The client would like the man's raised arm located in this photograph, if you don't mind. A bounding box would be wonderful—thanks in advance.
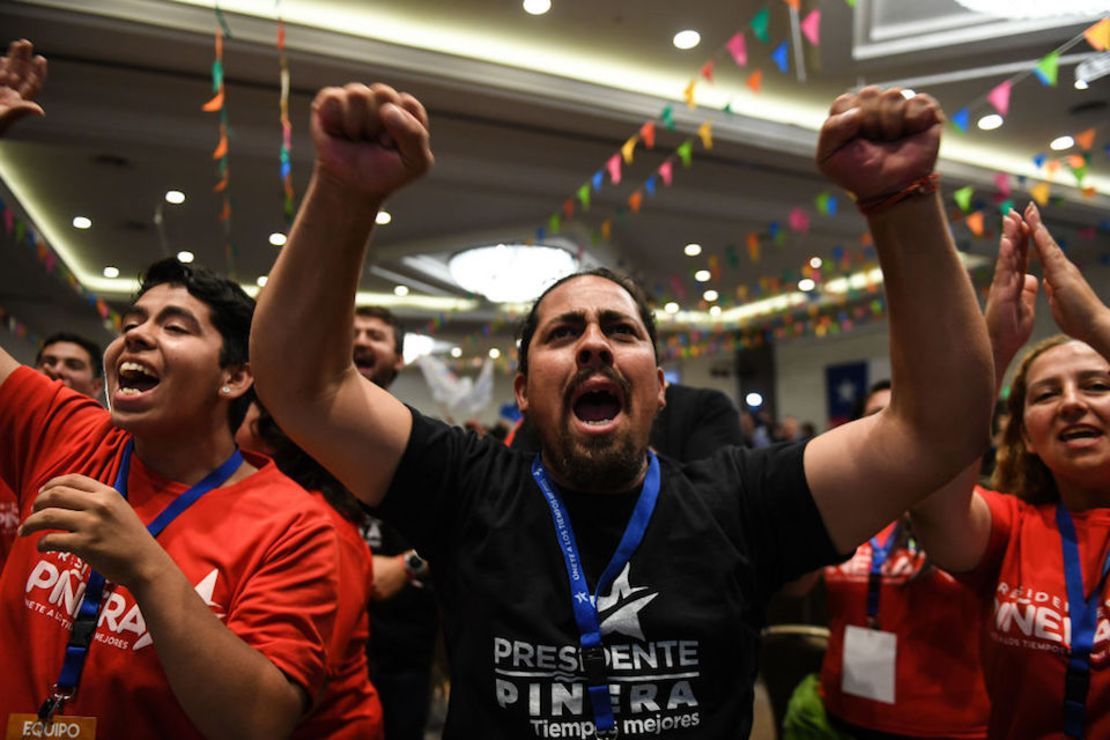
[251,84,433,506]
[803,87,994,553]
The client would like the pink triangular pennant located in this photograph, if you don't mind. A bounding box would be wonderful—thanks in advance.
[789,207,810,233]
[994,172,1011,198]
[658,160,673,186]
[800,10,821,46]
[607,154,622,185]
[725,32,747,67]
[987,80,1011,117]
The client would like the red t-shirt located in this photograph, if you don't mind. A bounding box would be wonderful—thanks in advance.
[292,492,384,739]
[821,521,990,738]
[0,367,341,739]
[967,488,1110,739]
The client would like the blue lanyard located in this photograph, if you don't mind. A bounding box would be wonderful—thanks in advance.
[866,523,903,626]
[39,440,243,720]
[1056,505,1110,739]
[531,452,661,739]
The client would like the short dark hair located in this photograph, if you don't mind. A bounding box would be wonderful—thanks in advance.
[516,268,658,377]
[36,332,104,377]
[855,379,892,420]
[135,258,255,433]
[355,305,404,356]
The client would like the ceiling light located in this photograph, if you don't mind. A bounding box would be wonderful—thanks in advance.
[450,346,463,358]
[1075,79,1089,90]
[703,289,719,302]
[745,392,763,408]
[376,210,392,225]
[176,250,195,263]
[269,232,287,247]
[684,243,702,256]
[522,0,551,15]
[977,114,1003,131]
[102,266,119,278]
[673,30,701,50]
[402,333,436,365]
[798,278,817,292]
[809,257,823,269]
[448,243,578,303]
[394,285,410,296]
[694,269,711,283]
[165,190,186,204]
[256,276,268,287]
[953,0,1109,18]
[1050,135,1074,151]
[900,89,916,99]
[72,216,92,230]
[488,348,501,359]
[664,302,680,314]
[709,305,722,317]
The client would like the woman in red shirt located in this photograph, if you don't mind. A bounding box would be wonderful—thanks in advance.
[913,203,1110,739]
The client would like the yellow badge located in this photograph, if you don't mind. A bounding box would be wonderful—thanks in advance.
[6,715,97,739]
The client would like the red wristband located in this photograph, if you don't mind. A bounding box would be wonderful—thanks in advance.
[855,173,940,217]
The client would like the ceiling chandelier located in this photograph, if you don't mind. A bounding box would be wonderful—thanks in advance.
[448,243,579,304]
[952,0,1108,18]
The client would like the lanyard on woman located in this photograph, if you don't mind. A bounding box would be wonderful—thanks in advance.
[38,439,243,720]
[531,452,661,739]
[866,523,903,627]
[1056,504,1110,739]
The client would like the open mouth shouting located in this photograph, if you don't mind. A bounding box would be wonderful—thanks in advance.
[114,359,160,403]
[1058,424,1103,449]
[353,349,376,375]
[568,371,629,435]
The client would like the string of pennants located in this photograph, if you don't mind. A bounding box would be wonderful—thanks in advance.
[0,303,43,348]
[201,4,238,278]
[0,198,122,332]
[276,1,296,223]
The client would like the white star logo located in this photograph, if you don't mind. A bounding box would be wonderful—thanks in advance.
[837,378,858,404]
[596,564,658,641]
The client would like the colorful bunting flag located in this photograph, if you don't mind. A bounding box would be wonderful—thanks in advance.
[660,105,676,131]
[725,32,747,66]
[772,42,790,73]
[639,120,656,149]
[987,80,1011,117]
[676,141,693,167]
[747,233,761,262]
[621,136,637,164]
[747,69,763,93]
[994,172,1011,198]
[607,154,622,185]
[800,10,821,46]
[751,7,771,42]
[629,191,643,214]
[684,79,697,109]
[601,220,612,240]
[658,160,674,186]
[548,213,561,235]
[1030,182,1051,207]
[1075,128,1096,151]
[950,108,969,133]
[700,59,715,83]
[1045,159,1060,178]
[815,192,837,215]
[698,121,713,150]
[783,0,800,10]
[562,198,574,219]
[645,176,657,197]
[999,198,1015,215]
[966,211,985,237]
[1084,17,1110,51]
[788,207,810,233]
[577,184,590,210]
[1034,51,1059,86]
[1033,152,1047,169]
[954,185,974,212]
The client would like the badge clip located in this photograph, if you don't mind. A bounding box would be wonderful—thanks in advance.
[37,686,74,722]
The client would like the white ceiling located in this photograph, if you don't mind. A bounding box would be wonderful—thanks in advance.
[0,0,1106,358]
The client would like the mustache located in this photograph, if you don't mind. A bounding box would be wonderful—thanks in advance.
[563,366,631,409]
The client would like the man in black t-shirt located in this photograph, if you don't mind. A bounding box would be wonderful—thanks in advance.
[253,83,994,738]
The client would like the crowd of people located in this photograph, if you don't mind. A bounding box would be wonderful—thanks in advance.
[1,36,1109,740]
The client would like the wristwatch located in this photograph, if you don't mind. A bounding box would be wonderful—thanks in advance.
[401,549,429,582]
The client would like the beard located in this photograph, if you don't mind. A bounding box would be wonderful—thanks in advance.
[354,350,397,389]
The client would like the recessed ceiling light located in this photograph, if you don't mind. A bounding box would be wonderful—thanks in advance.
[269,232,287,247]
[176,250,195,263]
[694,269,711,283]
[450,346,463,358]
[683,243,702,256]
[664,302,680,314]
[798,278,816,292]
[102,266,119,278]
[375,210,392,226]
[745,392,763,408]
[1075,79,1089,90]
[901,89,917,99]
[703,289,719,302]
[709,305,722,317]
[488,347,502,359]
[809,257,823,269]
[673,30,701,50]
[977,114,1003,131]
[165,190,186,205]
[522,0,551,15]
[72,216,92,230]
[1050,135,1074,151]
[257,276,268,287]
[394,285,410,296]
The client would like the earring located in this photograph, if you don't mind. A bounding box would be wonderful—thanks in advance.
[221,386,231,395]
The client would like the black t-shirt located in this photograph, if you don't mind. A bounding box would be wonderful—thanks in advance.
[381,408,843,739]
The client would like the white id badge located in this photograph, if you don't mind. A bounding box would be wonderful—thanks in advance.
[841,624,897,704]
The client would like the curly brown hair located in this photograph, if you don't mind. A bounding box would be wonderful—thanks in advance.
[991,334,1074,504]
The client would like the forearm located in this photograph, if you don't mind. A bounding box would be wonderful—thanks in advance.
[871,191,994,474]
[252,168,380,404]
[130,553,305,740]
[1086,309,1110,362]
